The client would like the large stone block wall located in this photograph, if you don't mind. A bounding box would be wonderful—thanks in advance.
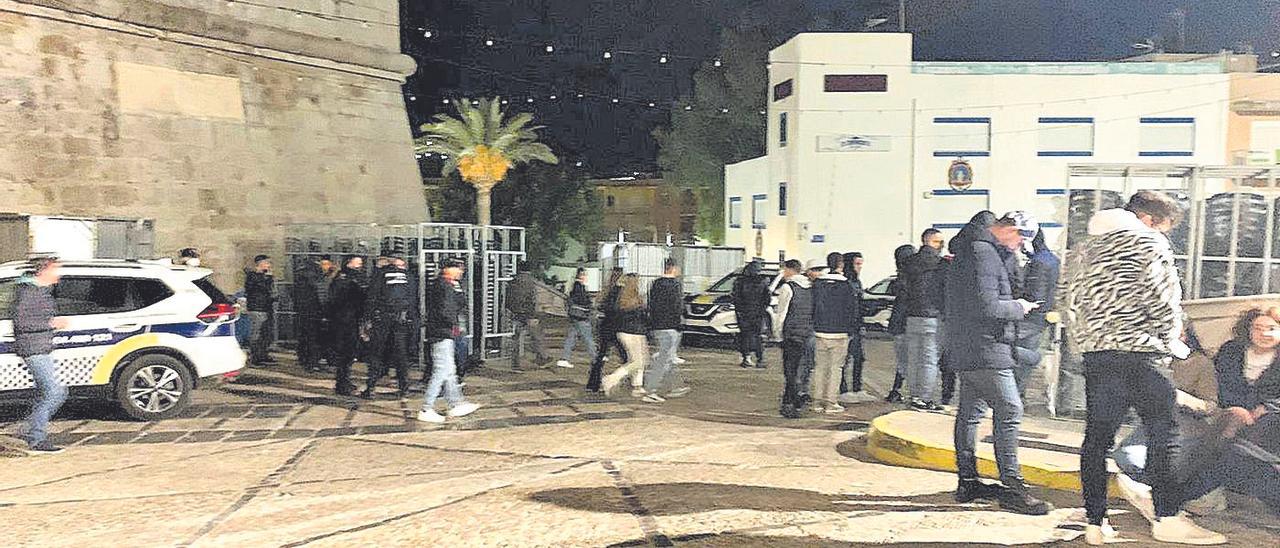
[0,1,425,287]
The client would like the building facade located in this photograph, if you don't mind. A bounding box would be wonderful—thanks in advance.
[594,177,698,244]
[0,0,426,285]
[726,33,1280,282]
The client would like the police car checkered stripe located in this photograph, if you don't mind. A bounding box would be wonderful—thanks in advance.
[0,354,100,390]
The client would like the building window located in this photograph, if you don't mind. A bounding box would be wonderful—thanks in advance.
[778,183,788,216]
[773,79,793,101]
[728,197,743,228]
[932,117,991,157]
[779,112,788,147]
[752,194,767,228]
[1037,117,1094,157]
[606,195,616,207]
[1139,117,1195,156]
[824,74,888,93]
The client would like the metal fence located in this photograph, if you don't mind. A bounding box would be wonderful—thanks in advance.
[279,223,525,369]
[598,242,745,296]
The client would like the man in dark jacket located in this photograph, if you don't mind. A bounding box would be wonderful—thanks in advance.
[326,256,367,396]
[244,255,276,366]
[885,245,915,403]
[771,259,813,419]
[507,262,548,370]
[417,258,480,423]
[732,260,772,369]
[811,253,859,413]
[12,256,68,453]
[945,211,1050,516]
[1013,230,1061,396]
[903,229,947,411]
[642,259,688,402]
[360,255,418,400]
[292,255,330,373]
[557,267,597,368]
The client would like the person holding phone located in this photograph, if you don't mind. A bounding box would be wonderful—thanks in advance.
[1012,229,1061,396]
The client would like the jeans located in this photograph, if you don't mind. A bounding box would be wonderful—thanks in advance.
[644,329,683,394]
[22,354,67,445]
[736,315,764,362]
[562,319,597,362]
[813,335,849,407]
[605,333,648,389]
[422,339,463,410]
[893,334,910,378]
[906,317,941,403]
[841,331,864,393]
[795,334,816,402]
[512,315,547,367]
[1081,351,1181,525]
[246,311,271,363]
[781,337,807,408]
[954,368,1024,485]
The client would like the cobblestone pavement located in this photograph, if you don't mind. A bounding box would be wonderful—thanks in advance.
[1,334,1276,546]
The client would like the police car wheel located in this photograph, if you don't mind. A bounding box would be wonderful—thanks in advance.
[115,355,193,421]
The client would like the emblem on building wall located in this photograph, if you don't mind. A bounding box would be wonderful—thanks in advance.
[947,159,974,191]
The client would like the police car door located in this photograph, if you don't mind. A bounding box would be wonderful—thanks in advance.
[49,276,140,388]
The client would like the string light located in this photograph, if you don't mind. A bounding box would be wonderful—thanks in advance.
[441,99,449,105]
[575,161,584,167]
[424,30,433,38]
[648,102,656,108]
[485,39,494,47]
[684,105,693,111]
[713,58,722,67]
[603,51,612,59]
[720,108,729,113]
[408,96,416,101]
[659,55,669,64]
[545,45,555,53]
[611,98,619,104]
[550,94,558,100]
[527,97,535,103]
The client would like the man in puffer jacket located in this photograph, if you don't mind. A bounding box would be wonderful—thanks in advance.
[1064,190,1227,545]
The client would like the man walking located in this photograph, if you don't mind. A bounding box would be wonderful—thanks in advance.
[557,267,597,368]
[731,260,771,369]
[811,253,858,413]
[507,262,548,370]
[1064,191,1226,545]
[945,211,1051,515]
[418,258,480,423]
[292,255,331,373]
[642,259,689,402]
[327,256,366,396]
[244,255,276,366]
[12,256,68,454]
[361,255,417,400]
[772,259,813,419]
[903,229,947,412]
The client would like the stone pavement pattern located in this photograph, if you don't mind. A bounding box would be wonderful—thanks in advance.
[1,336,1277,546]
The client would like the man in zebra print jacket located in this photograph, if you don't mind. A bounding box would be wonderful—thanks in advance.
[1064,191,1227,546]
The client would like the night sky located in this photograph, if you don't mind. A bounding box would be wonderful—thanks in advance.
[399,1,1280,178]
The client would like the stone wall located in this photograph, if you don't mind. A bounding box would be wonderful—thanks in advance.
[0,0,426,287]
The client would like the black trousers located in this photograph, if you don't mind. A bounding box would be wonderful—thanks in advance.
[295,312,322,368]
[841,332,865,393]
[736,316,764,361]
[1081,351,1181,525]
[330,319,359,389]
[587,327,629,390]
[781,337,807,408]
[365,315,413,392]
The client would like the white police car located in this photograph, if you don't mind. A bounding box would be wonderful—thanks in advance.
[0,260,245,420]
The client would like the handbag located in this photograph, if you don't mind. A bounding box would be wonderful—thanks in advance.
[568,303,592,321]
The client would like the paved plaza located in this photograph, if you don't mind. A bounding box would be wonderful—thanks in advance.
[1,334,1277,547]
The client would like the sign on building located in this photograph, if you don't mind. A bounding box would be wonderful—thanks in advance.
[816,134,891,152]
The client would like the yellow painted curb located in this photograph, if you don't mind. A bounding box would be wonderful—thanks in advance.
[867,412,1120,494]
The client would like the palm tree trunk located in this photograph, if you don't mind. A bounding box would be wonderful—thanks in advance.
[476,185,492,226]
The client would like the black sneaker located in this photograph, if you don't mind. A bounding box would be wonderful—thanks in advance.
[885,390,904,403]
[780,405,801,419]
[998,480,1053,515]
[955,478,1007,503]
[359,388,376,400]
[911,399,944,412]
[26,440,64,454]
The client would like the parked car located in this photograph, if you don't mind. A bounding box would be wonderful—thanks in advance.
[0,260,245,420]
[682,264,896,337]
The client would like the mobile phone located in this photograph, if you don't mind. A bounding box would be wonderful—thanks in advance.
[1032,300,1046,307]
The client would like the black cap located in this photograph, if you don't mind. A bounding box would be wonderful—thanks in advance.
[441,258,465,269]
[253,254,270,264]
[179,247,199,258]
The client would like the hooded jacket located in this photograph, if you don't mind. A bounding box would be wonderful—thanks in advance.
[1063,208,1182,356]
[944,226,1027,371]
[772,274,813,341]
[812,272,857,336]
[731,262,772,324]
[901,245,944,318]
[326,267,367,325]
[887,245,915,336]
[244,268,275,312]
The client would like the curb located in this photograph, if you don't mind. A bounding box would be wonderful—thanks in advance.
[866,411,1118,493]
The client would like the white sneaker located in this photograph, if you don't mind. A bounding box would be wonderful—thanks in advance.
[666,386,691,398]
[674,356,686,364]
[1085,521,1119,545]
[447,402,481,418]
[824,404,846,414]
[602,356,611,363]
[555,360,574,368]
[631,387,648,398]
[838,391,879,404]
[1115,472,1156,523]
[1151,513,1227,545]
[417,409,446,423]
[641,393,665,403]
[601,372,623,395]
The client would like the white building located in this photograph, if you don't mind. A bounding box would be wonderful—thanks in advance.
[725,33,1280,283]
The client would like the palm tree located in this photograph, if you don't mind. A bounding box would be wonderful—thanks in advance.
[415,98,558,226]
